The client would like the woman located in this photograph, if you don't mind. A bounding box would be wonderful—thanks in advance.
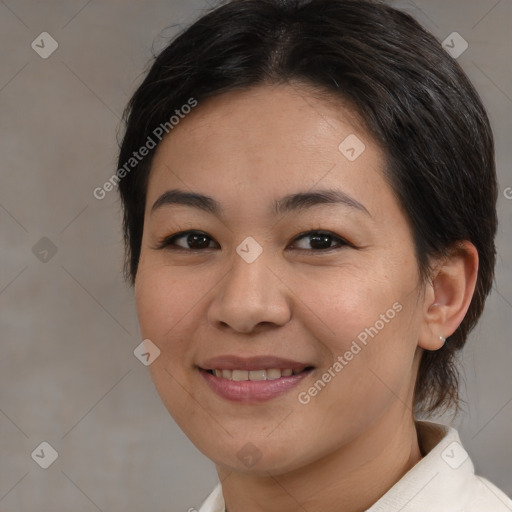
[116,0,512,510]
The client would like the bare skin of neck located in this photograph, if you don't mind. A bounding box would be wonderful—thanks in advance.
[217,404,423,512]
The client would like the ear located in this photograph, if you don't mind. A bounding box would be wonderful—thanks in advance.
[418,241,479,351]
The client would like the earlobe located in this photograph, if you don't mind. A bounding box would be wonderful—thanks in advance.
[418,241,479,351]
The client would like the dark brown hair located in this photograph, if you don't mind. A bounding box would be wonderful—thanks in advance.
[116,0,497,414]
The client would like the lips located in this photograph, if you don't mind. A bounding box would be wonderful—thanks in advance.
[198,355,314,402]
[209,368,302,381]
[200,355,310,371]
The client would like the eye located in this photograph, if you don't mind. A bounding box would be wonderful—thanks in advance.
[155,230,218,251]
[290,230,349,251]
[154,229,350,252]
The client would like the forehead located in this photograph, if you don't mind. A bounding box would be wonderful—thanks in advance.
[160,82,368,156]
[145,83,388,218]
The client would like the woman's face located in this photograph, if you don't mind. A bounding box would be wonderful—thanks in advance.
[135,83,426,475]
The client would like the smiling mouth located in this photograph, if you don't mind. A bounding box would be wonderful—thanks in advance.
[199,365,314,402]
[205,367,312,381]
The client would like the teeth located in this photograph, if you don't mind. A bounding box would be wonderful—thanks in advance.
[249,370,266,381]
[232,370,249,381]
[266,368,282,380]
[210,368,303,381]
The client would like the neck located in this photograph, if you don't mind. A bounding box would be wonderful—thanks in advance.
[217,412,422,512]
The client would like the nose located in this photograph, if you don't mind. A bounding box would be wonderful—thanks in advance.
[207,252,292,334]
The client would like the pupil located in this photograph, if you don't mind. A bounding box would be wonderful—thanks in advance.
[310,234,331,249]
[188,233,209,249]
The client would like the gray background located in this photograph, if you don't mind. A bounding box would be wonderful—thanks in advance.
[0,0,511,510]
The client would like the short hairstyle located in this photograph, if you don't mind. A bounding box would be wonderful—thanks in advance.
[117,0,498,415]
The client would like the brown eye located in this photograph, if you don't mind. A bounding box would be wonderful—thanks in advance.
[181,232,212,249]
[291,231,348,251]
[156,231,218,251]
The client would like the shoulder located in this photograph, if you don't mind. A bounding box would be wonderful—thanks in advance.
[463,475,512,511]
[197,483,224,512]
[367,421,512,512]
[196,422,512,512]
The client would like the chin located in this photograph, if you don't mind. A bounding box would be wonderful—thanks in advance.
[193,432,315,476]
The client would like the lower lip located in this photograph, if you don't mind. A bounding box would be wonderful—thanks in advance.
[199,368,313,403]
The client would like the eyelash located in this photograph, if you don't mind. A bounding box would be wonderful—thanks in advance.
[154,229,352,253]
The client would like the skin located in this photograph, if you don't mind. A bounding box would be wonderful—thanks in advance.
[134,83,478,512]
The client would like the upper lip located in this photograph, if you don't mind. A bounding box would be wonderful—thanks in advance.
[200,355,312,371]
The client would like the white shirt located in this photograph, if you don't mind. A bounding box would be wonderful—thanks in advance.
[198,421,512,511]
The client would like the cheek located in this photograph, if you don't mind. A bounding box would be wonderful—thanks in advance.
[291,260,410,348]
[134,264,204,399]
[292,260,421,403]
[134,264,205,426]
[135,263,204,341]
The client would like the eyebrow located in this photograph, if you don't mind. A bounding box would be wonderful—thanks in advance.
[150,188,371,217]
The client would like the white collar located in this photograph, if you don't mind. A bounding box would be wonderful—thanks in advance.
[198,421,512,512]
